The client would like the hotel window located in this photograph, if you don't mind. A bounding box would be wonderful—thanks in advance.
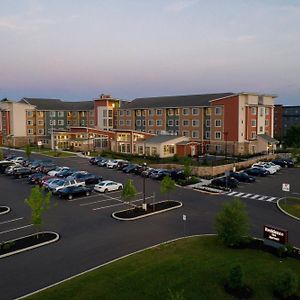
[168,119,174,126]
[80,120,85,126]
[251,132,256,139]
[89,120,94,126]
[265,119,269,126]
[174,108,179,116]
[50,111,56,117]
[50,120,56,126]
[27,111,33,117]
[182,131,189,137]
[108,110,113,118]
[251,120,256,127]
[251,107,257,115]
[67,120,71,125]
[205,108,211,116]
[103,110,107,117]
[205,119,211,127]
[182,108,189,115]
[142,120,146,126]
[109,119,113,127]
[192,120,199,127]
[192,131,199,138]
[265,107,270,115]
[136,110,141,116]
[126,120,131,126]
[192,108,199,115]
[58,111,64,117]
[38,120,44,126]
[156,120,162,126]
[38,129,44,135]
[58,120,64,126]
[167,109,174,116]
[142,110,146,117]
[27,120,33,125]
[136,120,141,126]
[156,109,163,116]
[260,107,264,117]
[182,120,189,126]
[259,126,263,133]
[38,111,44,117]
[27,129,33,135]
[119,120,124,126]
[216,144,222,153]
[148,119,154,126]
[215,119,222,127]
[119,110,124,116]
[175,120,179,126]
[205,131,210,139]
[215,107,222,115]
[126,110,131,116]
[215,131,221,139]
[148,109,154,116]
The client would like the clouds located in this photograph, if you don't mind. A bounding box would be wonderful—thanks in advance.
[165,0,199,13]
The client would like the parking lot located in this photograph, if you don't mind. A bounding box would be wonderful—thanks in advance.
[1,150,300,299]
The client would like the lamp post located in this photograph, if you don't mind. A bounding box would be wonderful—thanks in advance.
[223,131,228,159]
[50,113,54,151]
[142,162,147,211]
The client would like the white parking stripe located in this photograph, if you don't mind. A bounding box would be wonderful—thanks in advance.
[80,198,118,207]
[227,192,238,196]
[67,193,101,202]
[234,193,244,197]
[0,217,24,225]
[250,195,260,199]
[266,197,277,202]
[242,194,252,198]
[0,224,33,235]
[257,196,268,201]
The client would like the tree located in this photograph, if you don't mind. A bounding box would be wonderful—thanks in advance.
[215,198,250,247]
[274,270,298,298]
[25,144,32,159]
[160,175,176,200]
[227,265,244,290]
[25,186,51,236]
[121,179,137,208]
[285,125,300,147]
[183,157,193,178]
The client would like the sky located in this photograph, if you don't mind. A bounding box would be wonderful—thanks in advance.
[0,0,299,105]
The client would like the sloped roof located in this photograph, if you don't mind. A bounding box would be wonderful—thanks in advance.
[122,93,234,109]
[257,134,279,144]
[19,98,94,111]
[143,135,186,144]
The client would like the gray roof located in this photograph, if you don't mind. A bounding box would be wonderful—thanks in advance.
[19,98,94,111]
[144,135,183,144]
[122,93,234,109]
[257,134,279,144]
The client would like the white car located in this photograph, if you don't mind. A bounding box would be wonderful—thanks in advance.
[48,166,70,177]
[11,157,24,164]
[94,180,123,193]
[106,159,126,169]
[49,179,85,194]
[264,162,281,171]
[252,163,276,175]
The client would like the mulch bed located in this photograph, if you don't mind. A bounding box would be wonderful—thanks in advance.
[0,206,10,214]
[113,201,181,219]
[0,232,58,256]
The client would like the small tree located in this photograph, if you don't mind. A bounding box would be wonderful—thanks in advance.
[183,157,193,178]
[274,270,298,299]
[25,144,32,159]
[227,265,244,291]
[215,198,250,247]
[160,175,176,201]
[25,186,51,236]
[121,179,137,208]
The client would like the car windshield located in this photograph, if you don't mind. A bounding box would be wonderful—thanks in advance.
[98,182,107,187]
[56,180,65,186]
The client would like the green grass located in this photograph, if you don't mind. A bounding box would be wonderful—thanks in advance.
[279,197,300,219]
[40,150,76,158]
[26,236,300,300]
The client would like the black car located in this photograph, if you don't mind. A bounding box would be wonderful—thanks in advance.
[58,186,93,200]
[89,156,103,165]
[56,169,78,178]
[211,177,239,189]
[272,159,294,168]
[69,173,102,185]
[169,169,186,181]
[0,161,16,174]
[27,172,45,184]
[122,164,140,174]
[244,167,269,177]
[117,160,129,170]
[149,169,170,180]
[12,167,32,178]
[229,171,255,183]
[40,164,57,174]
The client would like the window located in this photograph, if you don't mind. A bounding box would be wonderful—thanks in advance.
[192,131,199,138]
[119,110,124,116]
[174,108,179,116]
[167,109,174,116]
[251,107,257,115]
[38,120,44,126]
[80,120,85,126]
[192,120,199,127]
[89,110,94,116]
[136,120,141,126]
[260,107,264,117]
[215,119,222,127]
[58,111,64,117]
[108,110,113,118]
[126,110,131,116]
[148,119,154,126]
[265,107,270,115]
[175,120,179,126]
[103,110,107,117]
[215,107,222,115]
[89,120,94,126]
[205,131,210,139]
[142,120,146,126]
[182,108,189,115]
[38,111,44,117]
[216,144,222,153]
[126,120,131,126]
[205,119,211,127]
[27,120,33,125]
[192,108,199,115]
[148,109,154,116]
[265,119,269,126]
[215,131,221,139]
[251,120,256,127]
[182,120,189,126]
[205,108,211,116]
[119,120,124,126]
[136,110,141,116]
[168,119,174,126]
[38,129,44,135]
[49,120,56,126]
[50,111,56,117]
[182,131,189,137]
[156,120,162,126]
[27,129,33,135]
[27,111,33,117]
[251,132,256,139]
[259,126,263,133]
[156,109,163,116]
[58,120,64,126]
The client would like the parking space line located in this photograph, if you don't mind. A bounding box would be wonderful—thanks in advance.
[235,193,244,197]
[80,198,118,207]
[250,195,260,199]
[242,193,252,198]
[0,224,33,235]
[0,217,24,225]
[67,193,102,202]
[227,192,237,196]
[257,196,268,201]
[266,197,277,202]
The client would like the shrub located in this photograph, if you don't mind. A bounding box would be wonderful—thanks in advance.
[274,270,298,299]
[227,265,244,290]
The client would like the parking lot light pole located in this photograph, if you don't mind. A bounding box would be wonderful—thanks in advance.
[142,162,147,211]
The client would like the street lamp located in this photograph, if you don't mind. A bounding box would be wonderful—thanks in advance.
[142,162,147,211]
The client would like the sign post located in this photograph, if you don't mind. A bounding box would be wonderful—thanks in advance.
[183,214,187,236]
[282,183,290,207]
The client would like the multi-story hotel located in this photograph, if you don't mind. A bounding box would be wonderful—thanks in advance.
[116,92,277,155]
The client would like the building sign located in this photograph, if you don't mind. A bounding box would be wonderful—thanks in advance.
[183,214,187,221]
[263,225,288,244]
[282,183,290,192]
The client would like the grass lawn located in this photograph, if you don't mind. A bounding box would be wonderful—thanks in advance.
[279,197,300,219]
[26,236,300,300]
[40,150,76,158]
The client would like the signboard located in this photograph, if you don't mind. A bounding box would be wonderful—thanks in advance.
[182,214,187,221]
[37,141,42,147]
[282,183,290,192]
[263,225,288,244]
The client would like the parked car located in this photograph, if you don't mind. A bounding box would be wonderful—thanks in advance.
[97,158,109,167]
[48,166,70,177]
[252,163,276,175]
[116,160,129,170]
[94,180,123,193]
[12,167,32,178]
[229,171,255,183]
[58,186,93,200]
[27,172,45,184]
[42,177,60,189]
[22,159,35,167]
[4,164,22,175]
[38,175,58,186]
[169,169,186,181]
[4,154,17,161]
[272,159,294,168]
[0,161,18,174]
[122,164,140,174]
[56,168,78,178]
[66,171,88,180]
[149,169,170,180]
[244,167,269,177]
[11,156,25,164]
[68,173,102,185]
[49,179,86,194]
[211,177,239,189]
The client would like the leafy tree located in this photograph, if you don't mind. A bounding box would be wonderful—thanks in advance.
[25,144,32,159]
[215,198,250,247]
[121,179,137,207]
[227,265,244,290]
[285,125,300,147]
[274,270,298,299]
[183,157,193,178]
[160,175,176,200]
[25,186,51,236]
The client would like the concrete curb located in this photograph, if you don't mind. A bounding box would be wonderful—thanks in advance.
[277,198,300,222]
[112,200,183,221]
[0,231,60,259]
[17,233,216,300]
[0,206,11,215]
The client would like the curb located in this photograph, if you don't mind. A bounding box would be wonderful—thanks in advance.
[277,198,300,222]
[0,231,60,259]
[112,200,183,221]
[192,188,223,195]
[17,233,216,300]
[0,206,11,215]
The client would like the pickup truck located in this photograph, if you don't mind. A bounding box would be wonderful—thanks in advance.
[49,179,86,194]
